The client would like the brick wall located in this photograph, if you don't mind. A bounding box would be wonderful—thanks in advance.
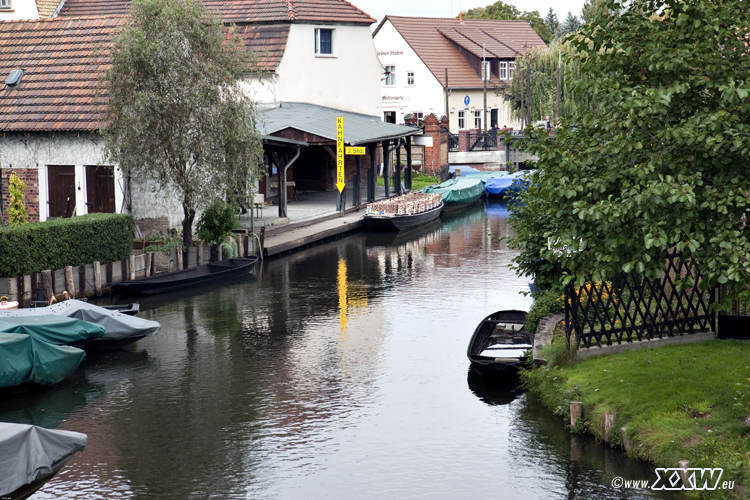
[1,168,40,223]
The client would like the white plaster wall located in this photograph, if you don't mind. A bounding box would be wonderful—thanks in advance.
[241,74,275,106]
[0,0,39,20]
[447,88,521,132]
[128,176,186,230]
[272,23,382,116]
[373,20,445,124]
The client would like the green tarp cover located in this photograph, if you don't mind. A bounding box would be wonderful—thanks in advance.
[0,315,105,346]
[422,177,485,204]
[0,333,86,388]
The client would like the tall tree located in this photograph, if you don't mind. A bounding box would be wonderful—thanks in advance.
[557,11,582,37]
[544,8,559,36]
[101,0,264,251]
[512,0,750,305]
[581,0,609,24]
[463,1,554,44]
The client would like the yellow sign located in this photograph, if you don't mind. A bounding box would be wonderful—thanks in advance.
[345,147,366,155]
[336,117,345,193]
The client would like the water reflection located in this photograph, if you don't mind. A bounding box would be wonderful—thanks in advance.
[466,369,523,406]
[0,201,685,499]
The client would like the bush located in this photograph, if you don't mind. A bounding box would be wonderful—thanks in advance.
[8,172,28,226]
[196,200,240,245]
[0,213,134,276]
[525,287,564,334]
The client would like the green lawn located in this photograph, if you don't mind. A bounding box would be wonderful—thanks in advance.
[376,172,440,191]
[525,340,750,497]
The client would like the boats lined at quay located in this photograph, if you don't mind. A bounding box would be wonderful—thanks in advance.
[421,177,485,212]
[364,192,443,231]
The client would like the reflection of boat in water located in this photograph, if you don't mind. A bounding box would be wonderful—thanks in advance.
[364,219,442,248]
[0,422,86,500]
[112,257,259,295]
[484,200,512,219]
[467,310,532,376]
[467,368,523,405]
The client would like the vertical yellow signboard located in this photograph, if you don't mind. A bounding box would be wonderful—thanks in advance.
[336,117,345,193]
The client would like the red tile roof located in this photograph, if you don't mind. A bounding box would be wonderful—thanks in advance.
[0,17,289,132]
[374,16,546,89]
[58,0,376,24]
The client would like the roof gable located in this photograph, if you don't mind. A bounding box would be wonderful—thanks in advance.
[57,0,376,24]
[375,16,546,89]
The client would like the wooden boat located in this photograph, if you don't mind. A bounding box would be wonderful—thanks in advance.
[364,193,444,231]
[111,256,259,295]
[422,177,484,213]
[363,201,443,231]
[100,302,139,316]
[467,310,532,376]
[0,423,86,500]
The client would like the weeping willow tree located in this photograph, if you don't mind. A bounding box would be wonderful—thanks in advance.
[500,40,592,125]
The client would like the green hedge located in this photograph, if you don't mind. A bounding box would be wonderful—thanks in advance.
[0,213,135,276]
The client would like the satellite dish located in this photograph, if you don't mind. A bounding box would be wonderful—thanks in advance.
[5,69,23,86]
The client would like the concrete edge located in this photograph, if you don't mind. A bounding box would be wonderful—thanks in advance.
[575,331,717,361]
[264,219,366,257]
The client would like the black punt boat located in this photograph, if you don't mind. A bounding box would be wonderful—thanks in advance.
[467,310,532,376]
[100,302,140,316]
[363,201,443,231]
[111,256,259,295]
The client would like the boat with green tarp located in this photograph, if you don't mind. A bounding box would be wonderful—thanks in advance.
[0,315,105,349]
[0,333,86,390]
[422,177,485,212]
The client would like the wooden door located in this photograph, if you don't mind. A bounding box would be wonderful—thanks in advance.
[85,166,116,213]
[47,165,76,218]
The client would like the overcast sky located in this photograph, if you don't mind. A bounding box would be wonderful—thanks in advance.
[357,0,587,25]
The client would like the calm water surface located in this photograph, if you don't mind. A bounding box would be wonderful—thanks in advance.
[0,202,685,499]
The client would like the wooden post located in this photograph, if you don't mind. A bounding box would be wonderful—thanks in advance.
[383,139,391,199]
[236,234,244,257]
[64,266,75,299]
[570,401,583,428]
[16,275,25,303]
[107,261,114,284]
[405,136,412,191]
[41,270,53,303]
[150,252,156,276]
[78,266,86,298]
[395,140,402,196]
[197,241,204,265]
[145,252,152,277]
[601,413,616,444]
[93,261,102,296]
[259,227,266,256]
[177,246,184,270]
[129,254,136,280]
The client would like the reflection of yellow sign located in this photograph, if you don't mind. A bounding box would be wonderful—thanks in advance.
[338,258,348,338]
[336,117,345,193]
[345,147,366,155]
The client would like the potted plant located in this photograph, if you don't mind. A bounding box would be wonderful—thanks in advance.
[1,296,9,305]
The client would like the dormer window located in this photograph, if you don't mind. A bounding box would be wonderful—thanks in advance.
[315,28,333,56]
[0,0,11,10]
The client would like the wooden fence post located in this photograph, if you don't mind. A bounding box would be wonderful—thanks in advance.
[64,266,75,299]
[177,246,184,270]
[93,261,102,296]
[129,255,136,280]
[41,270,53,303]
[145,252,152,277]
[197,242,204,265]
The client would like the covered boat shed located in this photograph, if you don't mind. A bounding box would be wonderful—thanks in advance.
[260,102,422,217]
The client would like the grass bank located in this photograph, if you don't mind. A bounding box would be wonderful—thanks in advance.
[376,172,439,191]
[524,339,750,497]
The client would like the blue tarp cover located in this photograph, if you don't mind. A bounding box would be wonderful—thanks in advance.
[484,170,534,197]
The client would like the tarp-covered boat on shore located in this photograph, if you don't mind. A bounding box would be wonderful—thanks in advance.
[0,422,86,500]
[422,177,484,212]
[111,256,259,295]
[467,310,532,376]
[0,301,160,351]
[364,192,443,231]
[484,170,534,198]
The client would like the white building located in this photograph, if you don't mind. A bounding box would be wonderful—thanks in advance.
[0,0,60,20]
[372,16,546,132]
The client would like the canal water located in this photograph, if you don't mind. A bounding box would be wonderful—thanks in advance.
[0,202,685,500]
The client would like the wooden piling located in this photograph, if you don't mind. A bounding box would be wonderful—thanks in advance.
[41,270,53,302]
[177,246,184,270]
[570,401,583,428]
[601,413,616,443]
[197,242,204,265]
[93,261,102,296]
[64,266,75,299]
[129,254,136,280]
[145,252,152,277]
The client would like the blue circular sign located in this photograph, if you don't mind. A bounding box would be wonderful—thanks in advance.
[464,95,470,106]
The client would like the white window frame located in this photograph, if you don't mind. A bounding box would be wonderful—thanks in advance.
[481,61,491,81]
[0,0,12,10]
[474,110,482,129]
[384,65,396,86]
[406,71,415,86]
[314,28,335,56]
[458,110,466,130]
[413,112,424,126]
[498,61,508,80]
[508,61,515,80]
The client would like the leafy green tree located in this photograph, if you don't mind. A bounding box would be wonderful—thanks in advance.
[513,0,750,305]
[101,0,264,252]
[581,0,609,24]
[463,1,554,44]
[7,172,28,226]
[544,8,559,36]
